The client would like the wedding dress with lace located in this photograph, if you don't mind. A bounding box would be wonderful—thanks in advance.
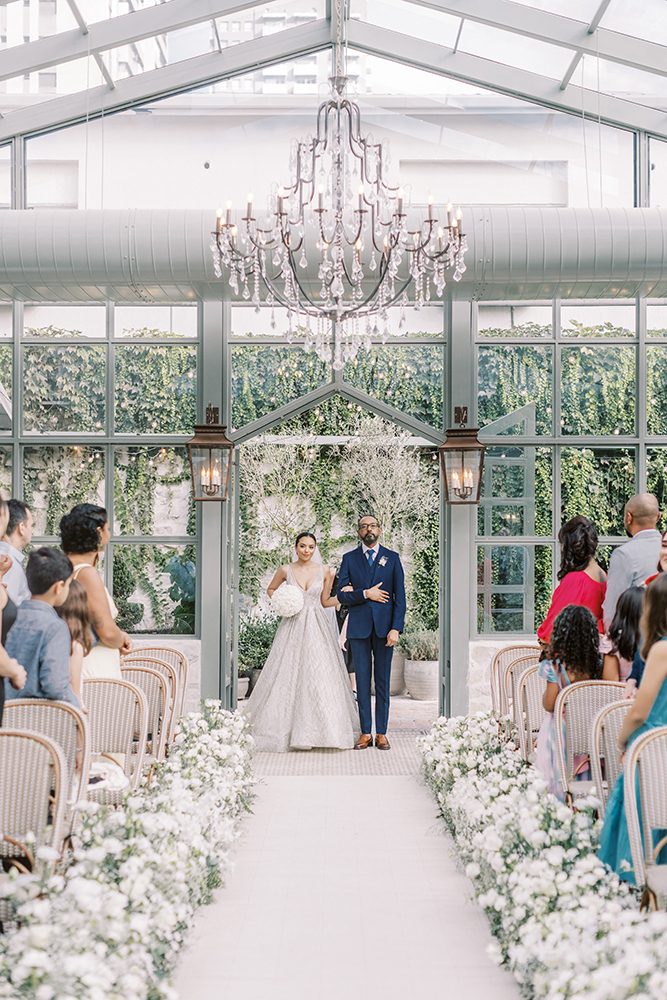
[243,564,361,752]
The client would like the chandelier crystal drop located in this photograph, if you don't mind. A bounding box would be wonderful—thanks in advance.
[210,17,467,369]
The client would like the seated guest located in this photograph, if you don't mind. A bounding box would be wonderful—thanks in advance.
[0,495,26,723]
[602,586,644,683]
[538,516,606,644]
[0,499,33,606]
[644,528,667,586]
[599,573,667,882]
[602,493,661,631]
[4,547,78,707]
[56,579,93,713]
[534,605,602,800]
[60,504,132,680]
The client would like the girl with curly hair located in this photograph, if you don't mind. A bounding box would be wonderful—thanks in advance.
[534,604,602,799]
[537,516,607,644]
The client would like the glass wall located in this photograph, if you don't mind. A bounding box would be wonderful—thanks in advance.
[15,302,199,635]
[475,298,650,636]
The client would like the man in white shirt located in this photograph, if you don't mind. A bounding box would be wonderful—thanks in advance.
[0,499,33,606]
[602,493,662,630]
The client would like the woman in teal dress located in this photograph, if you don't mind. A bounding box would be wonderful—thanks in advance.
[598,573,667,883]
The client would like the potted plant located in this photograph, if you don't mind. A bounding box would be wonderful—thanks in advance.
[398,630,440,701]
[237,612,281,695]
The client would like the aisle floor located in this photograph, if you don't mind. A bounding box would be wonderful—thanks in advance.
[174,770,520,1000]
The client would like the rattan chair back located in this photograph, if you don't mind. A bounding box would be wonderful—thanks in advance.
[491,644,541,717]
[120,655,179,744]
[120,665,169,761]
[82,677,149,804]
[624,725,667,900]
[3,699,90,830]
[507,653,540,742]
[0,729,68,864]
[125,645,188,717]
[515,664,546,760]
[554,680,625,799]
[589,700,631,817]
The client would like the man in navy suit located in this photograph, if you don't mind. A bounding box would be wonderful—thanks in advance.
[338,515,406,749]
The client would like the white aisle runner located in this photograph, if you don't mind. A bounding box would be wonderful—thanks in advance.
[174,769,520,1000]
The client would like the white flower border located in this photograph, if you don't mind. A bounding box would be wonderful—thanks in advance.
[0,700,255,1000]
[418,712,667,1000]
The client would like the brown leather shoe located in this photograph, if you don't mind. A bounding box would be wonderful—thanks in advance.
[375,734,391,750]
[354,733,373,750]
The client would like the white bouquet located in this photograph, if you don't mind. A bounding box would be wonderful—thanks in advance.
[271,583,304,617]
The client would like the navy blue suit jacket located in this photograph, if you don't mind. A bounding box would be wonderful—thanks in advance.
[337,545,406,639]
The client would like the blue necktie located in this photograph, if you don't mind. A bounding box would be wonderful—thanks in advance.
[366,550,375,566]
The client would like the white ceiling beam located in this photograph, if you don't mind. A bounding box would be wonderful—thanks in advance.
[587,0,613,34]
[346,20,667,140]
[405,0,667,78]
[0,0,266,83]
[0,19,331,142]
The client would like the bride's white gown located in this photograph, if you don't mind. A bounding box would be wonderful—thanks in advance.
[244,564,361,752]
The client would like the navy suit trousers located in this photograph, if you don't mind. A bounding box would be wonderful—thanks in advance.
[349,628,393,735]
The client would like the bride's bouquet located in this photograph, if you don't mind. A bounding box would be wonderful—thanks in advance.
[271,583,304,618]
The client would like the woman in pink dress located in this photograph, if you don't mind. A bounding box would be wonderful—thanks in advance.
[538,516,607,645]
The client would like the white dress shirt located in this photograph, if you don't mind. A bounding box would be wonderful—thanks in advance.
[0,539,31,606]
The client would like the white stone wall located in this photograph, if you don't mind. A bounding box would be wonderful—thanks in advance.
[131,638,201,714]
[467,637,538,714]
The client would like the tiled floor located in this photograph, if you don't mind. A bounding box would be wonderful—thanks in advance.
[174,698,520,1000]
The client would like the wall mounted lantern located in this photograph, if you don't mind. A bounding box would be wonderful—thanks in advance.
[187,402,234,502]
[438,407,486,505]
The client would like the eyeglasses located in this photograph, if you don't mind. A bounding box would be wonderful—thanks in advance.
[359,522,380,529]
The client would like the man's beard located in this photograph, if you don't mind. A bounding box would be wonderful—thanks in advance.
[363,533,377,545]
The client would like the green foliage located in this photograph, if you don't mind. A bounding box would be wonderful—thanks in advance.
[166,554,196,634]
[114,447,193,537]
[112,544,196,635]
[237,613,280,672]
[115,344,196,434]
[113,554,144,630]
[478,345,552,435]
[560,345,635,435]
[561,448,635,536]
[23,344,105,432]
[23,446,105,536]
[478,321,552,339]
[398,629,439,660]
[646,346,667,435]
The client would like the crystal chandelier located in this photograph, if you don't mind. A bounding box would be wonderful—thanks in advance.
[210,1,467,370]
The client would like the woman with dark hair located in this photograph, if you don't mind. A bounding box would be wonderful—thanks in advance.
[0,497,26,722]
[60,503,132,680]
[244,530,360,752]
[537,515,607,644]
[602,586,644,683]
[534,604,603,799]
[599,574,667,882]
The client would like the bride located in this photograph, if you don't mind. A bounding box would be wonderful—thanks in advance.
[243,531,361,752]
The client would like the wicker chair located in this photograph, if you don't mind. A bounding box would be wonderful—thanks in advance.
[506,653,541,745]
[624,725,667,909]
[124,645,188,718]
[120,665,169,762]
[0,729,68,868]
[515,664,547,761]
[554,680,625,805]
[589,700,631,818]
[120,655,179,745]
[3,699,90,833]
[490,644,542,718]
[82,678,149,805]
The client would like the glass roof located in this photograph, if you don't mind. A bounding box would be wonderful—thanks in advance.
[0,0,665,143]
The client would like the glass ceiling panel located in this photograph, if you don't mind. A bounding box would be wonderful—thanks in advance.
[0,56,106,117]
[508,0,599,18]
[599,0,667,44]
[351,0,461,48]
[0,0,78,49]
[79,0,162,27]
[457,20,574,81]
[580,55,667,110]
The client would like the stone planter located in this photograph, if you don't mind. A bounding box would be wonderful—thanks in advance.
[237,676,250,700]
[248,667,263,695]
[404,659,439,701]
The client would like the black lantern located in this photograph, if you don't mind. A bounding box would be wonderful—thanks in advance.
[187,403,234,502]
[438,407,486,505]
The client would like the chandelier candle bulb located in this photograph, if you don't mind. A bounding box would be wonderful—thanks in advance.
[358,184,364,211]
[225,200,232,226]
[428,195,433,219]
[456,207,462,226]
[246,193,253,219]
[278,187,284,215]
[318,183,324,210]
[447,202,453,227]
[438,227,444,252]
[397,187,403,215]
[216,207,222,233]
